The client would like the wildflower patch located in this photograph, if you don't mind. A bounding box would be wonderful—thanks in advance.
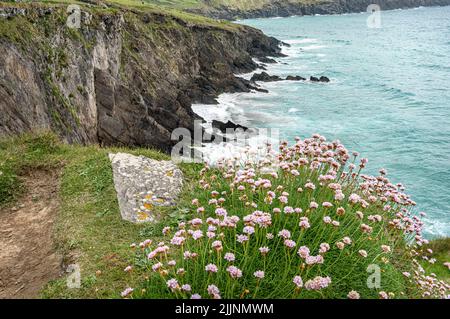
[109,153,183,223]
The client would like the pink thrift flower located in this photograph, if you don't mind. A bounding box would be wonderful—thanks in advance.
[191,294,201,299]
[224,252,235,262]
[167,278,179,290]
[121,287,134,298]
[297,246,310,259]
[259,247,270,256]
[226,266,243,279]
[310,201,319,209]
[348,290,360,299]
[254,270,265,279]
[293,276,303,288]
[205,263,218,273]
[278,229,291,239]
[284,239,296,249]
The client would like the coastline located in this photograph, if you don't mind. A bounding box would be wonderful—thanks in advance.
[187,0,450,20]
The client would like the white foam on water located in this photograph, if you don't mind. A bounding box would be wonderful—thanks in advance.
[284,38,318,45]
[288,107,299,113]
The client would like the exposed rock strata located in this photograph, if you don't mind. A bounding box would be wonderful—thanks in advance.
[0,5,283,152]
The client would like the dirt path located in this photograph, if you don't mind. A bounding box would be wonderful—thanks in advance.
[0,169,63,299]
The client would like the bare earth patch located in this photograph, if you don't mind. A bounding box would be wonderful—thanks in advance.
[0,169,62,298]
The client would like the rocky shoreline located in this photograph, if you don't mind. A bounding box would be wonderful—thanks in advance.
[0,4,283,152]
[187,0,450,20]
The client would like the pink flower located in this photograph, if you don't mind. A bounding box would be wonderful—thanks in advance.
[212,240,223,251]
[243,226,255,235]
[205,263,218,273]
[284,206,294,214]
[224,253,235,262]
[191,294,201,299]
[349,193,361,204]
[226,266,243,279]
[402,272,411,277]
[167,260,176,267]
[191,198,199,206]
[358,250,368,258]
[322,202,333,208]
[152,262,163,272]
[162,227,171,235]
[197,207,205,213]
[336,242,345,250]
[259,247,270,256]
[348,290,360,299]
[279,196,288,204]
[299,217,310,229]
[297,246,310,259]
[181,284,191,292]
[254,270,265,279]
[278,229,291,239]
[237,234,249,243]
[124,266,133,273]
[379,291,389,299]
[319,243,330,254]
[305,276,331,291]
[273,208,281,214]
[310,201,319,209]
[323,216,332,224]
[167,278,179,290]
[306,255,324,265]
[284,239,296,249]
[191,230,203,240]
[171,236,185,246]
[266,233,274,240]
[207,284,220,297]
[305,182,316,190]
[342,237,352,245]
[215,208,227,217]
[190,218,203,226]
[293,276,303,288]
[381,245,391,253]
[121,287,134,298]
[332,220,340,227]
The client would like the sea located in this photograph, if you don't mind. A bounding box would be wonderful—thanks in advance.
[192,6,450,238]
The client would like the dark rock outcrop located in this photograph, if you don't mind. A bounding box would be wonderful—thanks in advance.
[212,120,248,133]
[251,72,283,82]
[0,5,283,152]
[286,75,306,81]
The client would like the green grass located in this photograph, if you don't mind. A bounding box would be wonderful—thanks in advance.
[422,238,450,283]
[1,132,448,298]
[0,132,203,298]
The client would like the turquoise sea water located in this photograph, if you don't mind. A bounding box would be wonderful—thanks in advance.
[201,6,450,238]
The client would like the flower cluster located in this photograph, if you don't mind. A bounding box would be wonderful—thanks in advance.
[124,135,448,299]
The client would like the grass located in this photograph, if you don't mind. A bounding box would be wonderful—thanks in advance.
[422,237,450,283]
[0,132,203,298]
[0,132,448,298]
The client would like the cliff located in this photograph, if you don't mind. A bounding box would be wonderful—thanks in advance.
[0,3,282,151]
[187,0,450,20]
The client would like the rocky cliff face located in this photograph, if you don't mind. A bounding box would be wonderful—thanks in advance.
[0,5,282,151]
[189,0,450,20]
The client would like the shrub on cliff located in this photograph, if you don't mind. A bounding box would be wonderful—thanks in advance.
[125,135,449,299]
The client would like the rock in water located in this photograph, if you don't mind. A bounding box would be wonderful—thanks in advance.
[310,76,320,82]
[109,153,183,223]
[212,120,248,133]
[319,76,330,82]
[286,75,306,81]
[251,72,283,82]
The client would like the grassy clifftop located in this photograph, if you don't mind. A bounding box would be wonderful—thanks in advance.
[1,132,448,298]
